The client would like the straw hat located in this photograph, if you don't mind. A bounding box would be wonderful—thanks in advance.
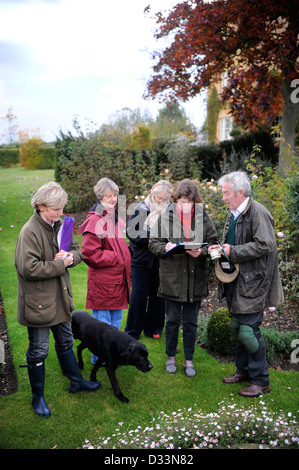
[215,258,239,283]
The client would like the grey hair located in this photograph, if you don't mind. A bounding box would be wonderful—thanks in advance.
[94,177,119,201]
[150,180,173,199]
[218,171,251,196]
[31,182,68,209]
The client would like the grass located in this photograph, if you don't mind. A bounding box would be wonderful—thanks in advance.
[0,167,298,450]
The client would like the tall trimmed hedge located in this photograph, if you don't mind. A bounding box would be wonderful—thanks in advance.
[54,130,229,213]
[0,148,20,167]
[220,129,279,167]
[54,129,280,214]
[37,146,56,169]
[55,132,159,212]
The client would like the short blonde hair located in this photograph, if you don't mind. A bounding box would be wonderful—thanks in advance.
[94,178,119,201]
[31,182,68,209]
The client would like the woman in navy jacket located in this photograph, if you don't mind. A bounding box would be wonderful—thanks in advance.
[125,180,172,340]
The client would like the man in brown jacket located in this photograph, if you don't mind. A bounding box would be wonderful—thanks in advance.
[209,171,284,397]
[15,182,100,417]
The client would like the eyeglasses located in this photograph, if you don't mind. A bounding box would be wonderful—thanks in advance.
[155,196,169,202]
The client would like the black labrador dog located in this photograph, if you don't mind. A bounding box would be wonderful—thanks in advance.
[71,310,153,403]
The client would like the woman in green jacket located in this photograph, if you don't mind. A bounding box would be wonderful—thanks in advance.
[149,179,218,377]
[15,182,100,417]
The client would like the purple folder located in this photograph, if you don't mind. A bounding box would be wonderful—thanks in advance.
[59,216,75,252]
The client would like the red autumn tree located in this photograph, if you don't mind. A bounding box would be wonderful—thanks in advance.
[145,0,299,174]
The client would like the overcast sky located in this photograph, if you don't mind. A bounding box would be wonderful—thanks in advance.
[0,0,206,142]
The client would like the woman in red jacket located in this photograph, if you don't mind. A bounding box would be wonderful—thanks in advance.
[80,178,131,362]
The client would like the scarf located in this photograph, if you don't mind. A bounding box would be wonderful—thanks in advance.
[143,195,169,230]
[176,204,195,242]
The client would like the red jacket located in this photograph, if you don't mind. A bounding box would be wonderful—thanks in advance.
[79,204,131,310]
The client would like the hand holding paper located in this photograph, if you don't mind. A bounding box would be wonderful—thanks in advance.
[164,242,208,255]
[54,250,74,266]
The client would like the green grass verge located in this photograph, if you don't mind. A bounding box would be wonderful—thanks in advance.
[0,167,298,449]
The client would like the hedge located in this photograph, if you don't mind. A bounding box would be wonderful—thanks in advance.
[36,146,56,169]
[199,307,299,364]
[0,148,20,167]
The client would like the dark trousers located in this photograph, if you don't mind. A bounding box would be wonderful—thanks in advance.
[125,265,165,339]
[233,312,269,386]
[225,283,269,386]
[165,299,200,361]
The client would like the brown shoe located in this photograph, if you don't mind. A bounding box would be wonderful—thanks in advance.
[239,384,271,397]
[223,372,250,384]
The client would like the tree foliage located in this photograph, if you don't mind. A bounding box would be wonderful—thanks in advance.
[145,0,299,172]
[151,100,196,140]
[19,137,43,169]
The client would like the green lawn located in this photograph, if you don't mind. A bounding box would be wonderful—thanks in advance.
[0,167,298,449]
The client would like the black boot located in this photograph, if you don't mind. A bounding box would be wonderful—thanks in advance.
[27,360,51,417]
[57,348,101,393]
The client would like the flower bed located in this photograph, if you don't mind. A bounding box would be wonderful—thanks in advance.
[83,396,299,449]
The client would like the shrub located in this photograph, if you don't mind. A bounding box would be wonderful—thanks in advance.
[19,139,56,170]
[197,314,209,345]
[200,308,298,364]
[20,137,43,168]
[206,308,236,356]
[245,160,298,312]
[248,163,295,235]
[260,327,299,364]
[165,137,201,181]
[0,148,20,167]
[220,129,279,168]
[37,145,56,169]
[55,130,160,213]
[188,144,223,180]
[198,179,227,237]
[286,174,299,252]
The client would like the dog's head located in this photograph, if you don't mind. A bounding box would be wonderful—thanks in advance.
[121,342,153,373]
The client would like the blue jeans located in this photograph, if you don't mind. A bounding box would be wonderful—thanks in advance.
[91,309,123,363]
[26,322,74,362]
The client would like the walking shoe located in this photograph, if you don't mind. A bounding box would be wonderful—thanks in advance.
[165,361,177,374]
[223,372,250,384]
[184,366,196,378]
[239,384,271,397]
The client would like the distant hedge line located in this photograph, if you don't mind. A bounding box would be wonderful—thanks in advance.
[0,148,20,167]
[1,129,278,215]
[0,145,56,169]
